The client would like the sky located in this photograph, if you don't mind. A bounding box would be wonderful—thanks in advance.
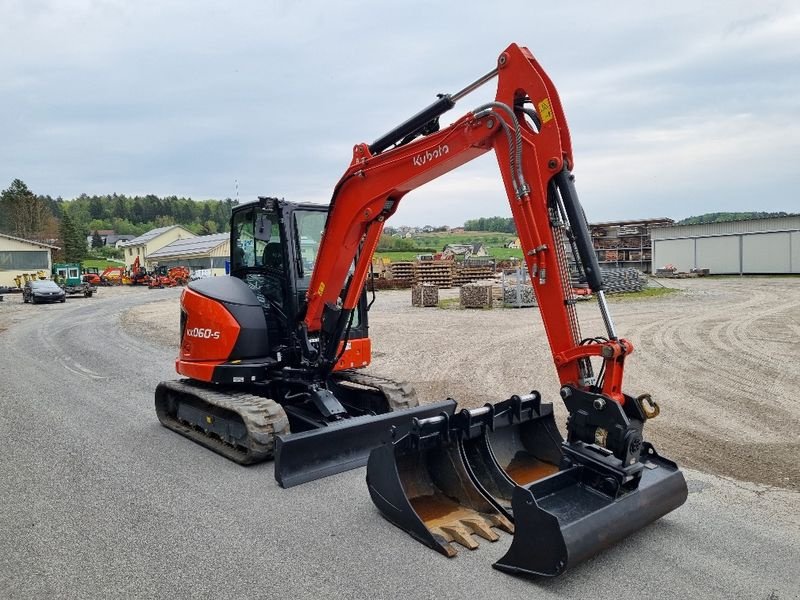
[2,0,799,226]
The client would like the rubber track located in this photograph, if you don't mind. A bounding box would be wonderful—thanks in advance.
[331,370,419,412]
[155,379,290,465]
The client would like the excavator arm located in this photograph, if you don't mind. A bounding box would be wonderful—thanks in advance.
[305,43,636,426]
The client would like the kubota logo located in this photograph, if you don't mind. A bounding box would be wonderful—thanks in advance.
[186,327,221,340]
[412,144,449,167]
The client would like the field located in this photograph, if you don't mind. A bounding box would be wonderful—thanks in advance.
[378,230,523,261]
[81,258,126,270]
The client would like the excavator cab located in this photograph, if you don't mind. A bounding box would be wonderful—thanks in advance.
[228,199,368,356]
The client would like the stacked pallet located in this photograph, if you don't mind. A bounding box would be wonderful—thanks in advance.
[411,284,439,307]
[388,261,415,282]
[460,283,493,308]
[415,260,453,288]
[454,263,495,286]
[600,268,646,294]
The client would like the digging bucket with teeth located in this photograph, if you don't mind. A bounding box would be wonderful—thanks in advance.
[366,406,513,557]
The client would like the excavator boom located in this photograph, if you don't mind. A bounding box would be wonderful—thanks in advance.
[292,43,686,576]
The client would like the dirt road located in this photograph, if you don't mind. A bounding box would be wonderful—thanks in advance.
[123,276,800,489]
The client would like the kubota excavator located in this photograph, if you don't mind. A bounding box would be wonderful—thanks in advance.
[155,43,686,577]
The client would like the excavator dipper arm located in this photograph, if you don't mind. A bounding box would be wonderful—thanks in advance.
[304,44,636,450]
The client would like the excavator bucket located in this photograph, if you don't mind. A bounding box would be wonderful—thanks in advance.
[367,395,688,576]
[367,409,513,557]
[457,393,563,518]
[494,443,688,577]
[275,399,458,488]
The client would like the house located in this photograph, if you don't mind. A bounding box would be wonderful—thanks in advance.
[0,233,60,287]
[505,237,521,249]
[86,230,137,249]
[471,243,488,257]
[107,234,136,247]
[86,229,116,248]
[442,243,489,259]
[119,225,195,270]
[146,233,230,276]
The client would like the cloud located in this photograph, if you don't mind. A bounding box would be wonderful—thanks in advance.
[1,0,798,225]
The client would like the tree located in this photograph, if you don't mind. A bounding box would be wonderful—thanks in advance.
[91,230,104,248]
[0,179,50,239]
[60,211,87,262]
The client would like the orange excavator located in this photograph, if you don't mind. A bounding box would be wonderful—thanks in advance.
[148,266,190,289]
[155,43,686,577]
[129,256,150,286]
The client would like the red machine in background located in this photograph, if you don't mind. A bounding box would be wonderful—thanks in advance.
[148,266,190,289]
[155,43,687,577]
[129,256,150,286]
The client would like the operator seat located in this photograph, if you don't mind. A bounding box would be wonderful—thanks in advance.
[262,244,283,270]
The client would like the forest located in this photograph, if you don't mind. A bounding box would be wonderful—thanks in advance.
[0,179,237,262]
[676,212,796,225]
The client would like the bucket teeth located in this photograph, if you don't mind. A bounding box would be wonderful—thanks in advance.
[460,517,500,541]
[430,513,514,552]
[434,524,481,550]
[485,513,514,534]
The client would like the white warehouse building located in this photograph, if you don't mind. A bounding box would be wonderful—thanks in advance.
[651,216,800,275]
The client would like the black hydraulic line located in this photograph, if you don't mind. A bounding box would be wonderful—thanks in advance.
[553,169,603,293]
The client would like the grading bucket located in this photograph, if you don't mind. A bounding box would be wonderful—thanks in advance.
[494,443,688,577]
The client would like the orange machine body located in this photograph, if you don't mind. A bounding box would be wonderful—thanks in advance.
[177,287,370,383]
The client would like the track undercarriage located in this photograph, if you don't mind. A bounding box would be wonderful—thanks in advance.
[154,370,419,468]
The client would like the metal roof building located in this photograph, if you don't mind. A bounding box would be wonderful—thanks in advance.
[650,215,800,274]
[118,225,195,270]
[0,233,60,287]
[147,233,230,276]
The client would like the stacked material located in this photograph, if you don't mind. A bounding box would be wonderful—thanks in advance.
[503,284,535,307]
[600,268,646,294]
[415,261,453,288]
[460,283,493,308]
[411,284,439,307]
[388,261,415,282]
[454,263,495,286]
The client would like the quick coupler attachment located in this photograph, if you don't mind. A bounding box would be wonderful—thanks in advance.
[367,406,513,557]
[493,442,688,577]
[457,392,563,519]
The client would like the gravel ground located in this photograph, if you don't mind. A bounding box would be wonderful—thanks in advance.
[1,280,798,599]
[123,276,800,490]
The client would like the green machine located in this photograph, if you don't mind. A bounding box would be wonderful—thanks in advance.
[53,263,96,297]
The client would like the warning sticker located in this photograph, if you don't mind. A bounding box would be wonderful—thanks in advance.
[538,98,554,124]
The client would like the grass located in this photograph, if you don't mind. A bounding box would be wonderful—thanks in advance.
[82,258,126,269]
[411,231,517,247]
[437,298,461,310]
[486,247,523,260]
[374,251,421,262]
